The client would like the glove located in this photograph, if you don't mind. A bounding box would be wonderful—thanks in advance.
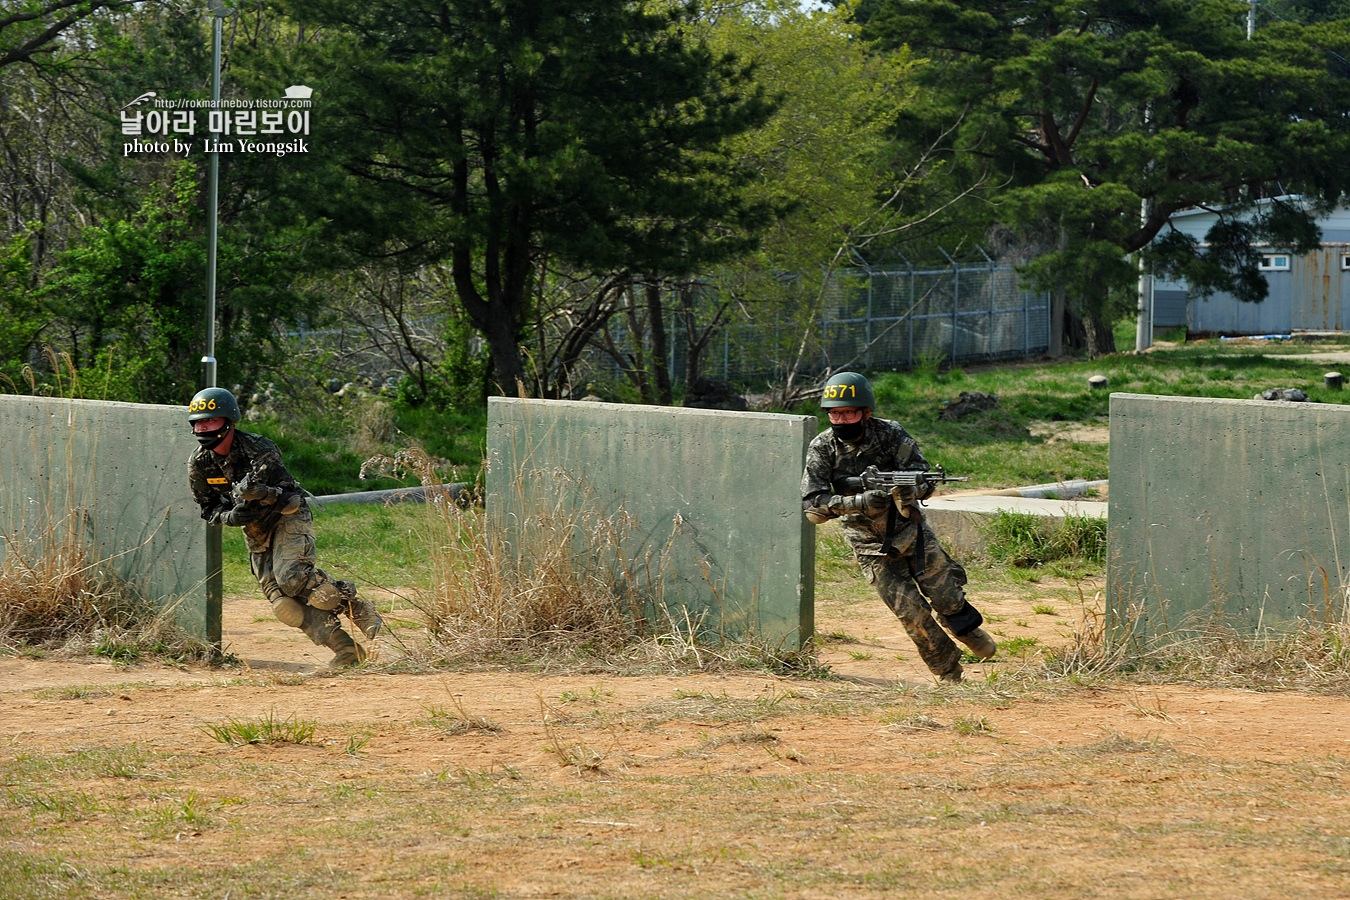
[218,505,262,527]
[891,484,918,507]
[235,480,282,504]
[838,489,891,516]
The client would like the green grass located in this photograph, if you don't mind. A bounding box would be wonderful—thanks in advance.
[221,502,434,597]
[243,404,484,496]
[979,510,1107,568]
[199,710,318,746]
[242,417,412,497]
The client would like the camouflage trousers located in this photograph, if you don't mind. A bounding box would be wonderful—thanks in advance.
[249,513,346,649]
[855,516,968,678]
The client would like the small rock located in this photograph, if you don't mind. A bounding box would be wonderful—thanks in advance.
[684,377,748,411]
[938,391,999,421]
[1257,388,1309,402]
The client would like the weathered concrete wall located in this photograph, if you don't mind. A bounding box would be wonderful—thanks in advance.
[486,398,815,648]
[0,396,207,637]
[1108,393,1350,635]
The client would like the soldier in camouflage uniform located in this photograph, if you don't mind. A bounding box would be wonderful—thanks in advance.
[187,387,382,668]
[801,372,996,683]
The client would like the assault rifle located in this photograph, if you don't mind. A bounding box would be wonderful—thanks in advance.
[833,464,968,495]
[234,471,304,515]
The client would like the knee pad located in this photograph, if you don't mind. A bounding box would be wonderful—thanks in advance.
[307,581,343,611]
[944,600,984,637]
[271,595,305,628]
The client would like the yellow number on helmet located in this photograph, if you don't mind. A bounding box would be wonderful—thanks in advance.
[207,399,216,409]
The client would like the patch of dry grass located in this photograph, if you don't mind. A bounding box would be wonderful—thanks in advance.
[0,524,208,663]
[362,447,831,678]
[365,447,652,662]
[1046,597,1350,692]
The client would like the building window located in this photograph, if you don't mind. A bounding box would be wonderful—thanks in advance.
[1259,253,1291,271]
[1341,254,1350,271]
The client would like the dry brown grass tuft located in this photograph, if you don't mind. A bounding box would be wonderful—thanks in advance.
[0,524,208,663]
[363,447,653,663]
[1046,595,1350,692]
[362,446,831,677]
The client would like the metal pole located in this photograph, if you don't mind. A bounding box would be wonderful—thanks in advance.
[204,1,232,655]
[865,264,873,369]
[939,247,958,362]
[1136,100,1154,352]
[203,7,224,390]
[907,262,915,367]
[980,246,995,358]
[1135,239,1154,351]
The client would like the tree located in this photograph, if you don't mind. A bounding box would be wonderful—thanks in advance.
[0,0,145,71]
[695,1,937,395]
[864,0,1350,356]
[273,0,775,395]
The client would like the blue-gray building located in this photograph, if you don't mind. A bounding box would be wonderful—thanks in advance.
[1152,201,1350,334]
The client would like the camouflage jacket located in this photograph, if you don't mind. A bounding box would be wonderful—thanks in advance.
[801,417,931,556]
[188,430,308,552]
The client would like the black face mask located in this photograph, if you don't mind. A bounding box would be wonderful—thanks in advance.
[195,422,232,450]
[830,419,866,443]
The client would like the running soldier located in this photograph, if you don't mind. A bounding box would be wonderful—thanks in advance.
[801,372,996,683]
[187,387,382,668]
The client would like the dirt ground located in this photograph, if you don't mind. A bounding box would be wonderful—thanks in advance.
[3,580,1350,898]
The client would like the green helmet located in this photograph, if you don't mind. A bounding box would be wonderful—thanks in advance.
[820,372,875,410]
[187,387,241,423]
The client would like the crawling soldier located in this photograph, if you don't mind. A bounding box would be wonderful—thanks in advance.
[801,372,996,683]
[187,387,382,667]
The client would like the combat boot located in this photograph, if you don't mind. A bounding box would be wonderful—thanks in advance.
[338,580,383,639]
[325,630,367,669]
[938,664,963,684]
[956,627,997,660]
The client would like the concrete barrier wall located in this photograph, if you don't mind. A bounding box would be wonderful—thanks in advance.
[1108,393,1350,634]
[486,398,815,648]
[0,396,207,637]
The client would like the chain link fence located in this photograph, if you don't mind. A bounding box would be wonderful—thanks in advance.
[662,255,1050,385]
[275,254,1051,394]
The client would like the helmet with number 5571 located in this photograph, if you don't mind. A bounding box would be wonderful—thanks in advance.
[819,372,875,411]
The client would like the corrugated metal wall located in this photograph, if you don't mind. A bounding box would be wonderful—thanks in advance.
[1188,246,1350,333]
[1294,247,1349,331]
[1160,202,1350,335]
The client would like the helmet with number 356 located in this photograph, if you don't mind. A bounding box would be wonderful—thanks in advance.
[187,387,241,424]
[819,372,875,411]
